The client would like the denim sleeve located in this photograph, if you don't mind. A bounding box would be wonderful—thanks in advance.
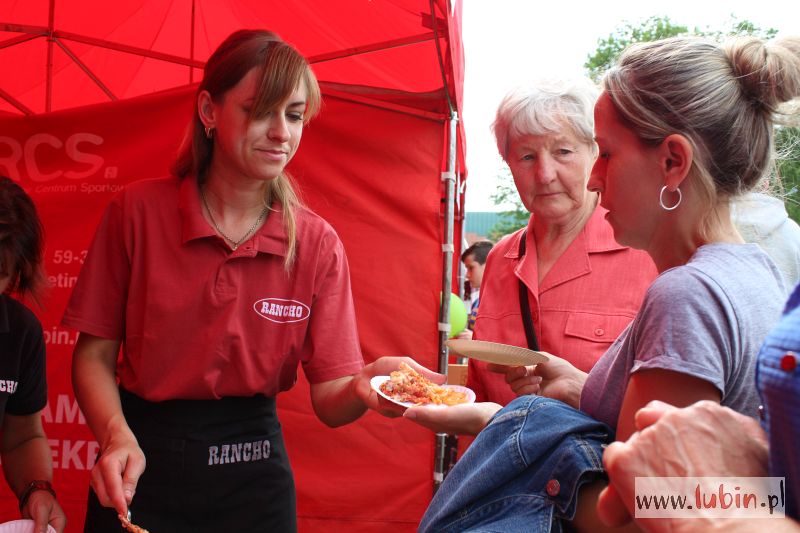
[419,396,612,533]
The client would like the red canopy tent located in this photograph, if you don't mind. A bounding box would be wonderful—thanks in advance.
[0,1,467,531]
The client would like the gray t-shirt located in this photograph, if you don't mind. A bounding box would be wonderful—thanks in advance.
[580,243,786,429]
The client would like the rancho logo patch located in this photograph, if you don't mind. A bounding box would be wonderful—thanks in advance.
[253,298,311,324]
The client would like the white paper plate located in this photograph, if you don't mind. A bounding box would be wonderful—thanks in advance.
[446,339,549,366]
[370,375,475,408]
[0,520,56,533]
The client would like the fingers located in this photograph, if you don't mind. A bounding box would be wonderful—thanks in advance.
[403,405,446,431]
[596,483,632,527]
[499,365,541,396]
[370,356,446,384]
[375,395,408,417]
[91,445,145,517]
[121,452,146,506]
[404,402,501,435]
[634,400,677,430]
[509,375,542,396]
[740,412,769,447]
[598,441,636,527]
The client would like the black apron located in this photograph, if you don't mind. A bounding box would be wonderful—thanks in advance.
[84,388,296,533]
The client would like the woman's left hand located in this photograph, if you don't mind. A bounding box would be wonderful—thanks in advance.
[353,356,445,417]
[488,352,587,408]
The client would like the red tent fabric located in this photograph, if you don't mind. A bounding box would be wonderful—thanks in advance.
[0,1,467,531]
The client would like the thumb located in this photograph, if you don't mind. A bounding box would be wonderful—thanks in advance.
[634,400,676,431]
[29,501,52,533]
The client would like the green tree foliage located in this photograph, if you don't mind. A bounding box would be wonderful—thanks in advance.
[777,127,800,223]
[585,16,689,82]
[584,15,778,79]
[487,167,528,242]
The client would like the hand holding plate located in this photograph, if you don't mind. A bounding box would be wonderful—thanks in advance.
[404,402,502,436]
[355,356,446,416]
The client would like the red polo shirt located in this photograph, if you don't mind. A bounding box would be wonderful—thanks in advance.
[62,175,365,401]
[468,206,657,404]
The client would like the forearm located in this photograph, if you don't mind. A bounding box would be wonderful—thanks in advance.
[71,336,134,448]
[1,430,52,498]
[311,374,367,427]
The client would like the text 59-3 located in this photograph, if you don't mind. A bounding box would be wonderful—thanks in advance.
[52,249,88,265]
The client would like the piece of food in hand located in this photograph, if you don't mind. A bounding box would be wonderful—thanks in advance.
[119,514,150,533]
[380,362,468,406]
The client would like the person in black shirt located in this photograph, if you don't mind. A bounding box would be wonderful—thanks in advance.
[0,176,65,533]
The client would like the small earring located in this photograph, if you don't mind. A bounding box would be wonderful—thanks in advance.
[659,185,682,211]
[204,126,214,139]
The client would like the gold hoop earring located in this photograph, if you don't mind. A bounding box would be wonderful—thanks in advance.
[204,126,214,139]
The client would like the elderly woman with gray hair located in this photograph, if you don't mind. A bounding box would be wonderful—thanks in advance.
[467,79,656,405]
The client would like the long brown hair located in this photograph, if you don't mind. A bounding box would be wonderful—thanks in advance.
[173,29,321,269]
[0,176,46,304]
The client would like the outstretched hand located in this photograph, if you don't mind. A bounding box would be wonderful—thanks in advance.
[353,356,446,417]
[404,401,502,435]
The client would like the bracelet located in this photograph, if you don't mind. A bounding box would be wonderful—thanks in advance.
[18,480,56,512]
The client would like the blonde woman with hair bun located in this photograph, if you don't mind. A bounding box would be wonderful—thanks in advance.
[413,34,800,533]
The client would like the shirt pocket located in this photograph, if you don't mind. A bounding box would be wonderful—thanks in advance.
[564,312,633,344]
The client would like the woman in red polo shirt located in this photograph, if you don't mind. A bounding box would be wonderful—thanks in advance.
[62,30,428,533]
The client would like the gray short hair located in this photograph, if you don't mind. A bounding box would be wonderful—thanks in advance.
[492,78,600,160]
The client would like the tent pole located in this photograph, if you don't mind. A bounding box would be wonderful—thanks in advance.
[434,110,459,493]
[189,0,196,83]
[45,0,55,112]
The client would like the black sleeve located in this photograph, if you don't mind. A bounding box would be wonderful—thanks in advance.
[6,303,48,416]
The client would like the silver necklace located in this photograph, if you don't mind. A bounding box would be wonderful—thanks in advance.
[201,187,269,250]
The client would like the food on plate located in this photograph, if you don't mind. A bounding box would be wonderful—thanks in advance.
[379,362,468,406]
[118,514,150,533]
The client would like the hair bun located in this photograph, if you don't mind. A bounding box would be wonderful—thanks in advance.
[725,36,800,111]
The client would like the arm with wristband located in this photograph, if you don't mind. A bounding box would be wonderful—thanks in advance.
[1,411,66,532]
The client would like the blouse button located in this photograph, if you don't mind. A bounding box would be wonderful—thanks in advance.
[546,479,560,497]
[780,352,797,372]
[594,328,605,337]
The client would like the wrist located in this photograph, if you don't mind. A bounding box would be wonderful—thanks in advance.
[352,366,370,408]
[101,417,137,452]
[18,479,56,513]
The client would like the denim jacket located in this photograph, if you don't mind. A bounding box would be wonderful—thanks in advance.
[419,395,612,533]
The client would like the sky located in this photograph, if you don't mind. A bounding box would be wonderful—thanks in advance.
[461,0,799,212]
